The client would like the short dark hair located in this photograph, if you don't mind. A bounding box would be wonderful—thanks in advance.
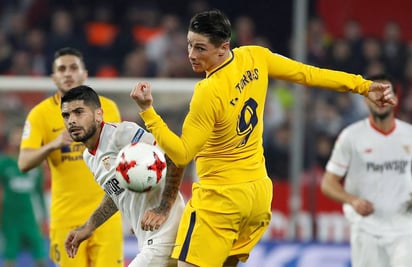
[53,47,86,68]
[61,85,101,108]
[189,9,231,47]
[54,47,84,61]
[366,73,396,95]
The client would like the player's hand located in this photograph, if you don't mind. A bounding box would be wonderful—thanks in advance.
[41,219,49,237]
[407,193,412,211]
[130,81,153,112]
[53,130,73,149]
[350,198,374,216]
[141,207,170,231]
[64,225,93,258]
[367,82,397,107]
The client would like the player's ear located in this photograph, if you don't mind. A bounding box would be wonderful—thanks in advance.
[219,41,230,56]
[51,73,57,84]
[83,69,88,80]
[96,108,104,123]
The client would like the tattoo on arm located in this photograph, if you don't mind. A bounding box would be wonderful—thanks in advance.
[156,155,185,214]
[87,194,118,230]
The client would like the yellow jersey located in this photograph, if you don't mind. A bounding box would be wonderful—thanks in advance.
[21,92,121,229]
[141,46,372,185]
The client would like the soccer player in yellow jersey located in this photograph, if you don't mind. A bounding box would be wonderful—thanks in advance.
[131,10,397,267]
[18,47,124,267]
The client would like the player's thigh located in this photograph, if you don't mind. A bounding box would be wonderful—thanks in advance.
[2,226,19,259]
[23,224,47,259]
[49,226,89,266]
[350,226,388,267]
[173,180,271,266]
[129,243,177,267]
[388,234,412,267]
[172,202,234,266]
[231,177,272,261]
[88,214,124,267]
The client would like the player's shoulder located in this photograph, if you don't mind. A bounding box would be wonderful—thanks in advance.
[234,45,268,53]
[115,121,141,133]
[346,119,367,130]
[102,121,131,136]
[395,119,412,131]
[99,95,118,109]
[107,121,151,150]
[111,121,146,141]
[27,94,58,116]
[233,45,272,58]
[36,93,57,107]
[99,95,120,121]
[338,119,367,138]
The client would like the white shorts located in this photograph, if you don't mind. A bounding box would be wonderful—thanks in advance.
[128,242,177,267]
[351,225,412,267]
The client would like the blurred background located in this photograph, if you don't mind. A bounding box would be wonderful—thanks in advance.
[1,0,411,266]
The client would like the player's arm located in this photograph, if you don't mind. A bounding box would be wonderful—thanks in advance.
[36,165,49,234]
[82,193,119,231]
[18,130,73,172]
[131,81,213,167]
[0,186,3,227]
[266,50,396,106]
[141,155,185,231]
[65,194,118,258]
[321,171,354,204]
[321,171,374,216]
[19,147,55,173]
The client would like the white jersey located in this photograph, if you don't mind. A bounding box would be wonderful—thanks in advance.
[326,118,412,235]
[83,121,185,254]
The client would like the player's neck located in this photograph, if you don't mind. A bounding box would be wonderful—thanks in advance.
[368,115,395,133]
[205,50,232,76]
[85,126,103,151]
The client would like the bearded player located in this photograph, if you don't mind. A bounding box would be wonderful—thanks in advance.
[61,85,185,267]
[18,47,123,267]
[322,73,412,267]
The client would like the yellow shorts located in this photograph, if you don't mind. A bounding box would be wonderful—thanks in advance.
[49,213,123,267]
[172,177,273,267]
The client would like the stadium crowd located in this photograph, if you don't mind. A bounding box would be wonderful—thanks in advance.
[1,0,412,182]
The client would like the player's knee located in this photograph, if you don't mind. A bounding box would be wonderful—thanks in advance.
[223,256,239,267]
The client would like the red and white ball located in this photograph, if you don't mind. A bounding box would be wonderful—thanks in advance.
[114,142,167,193]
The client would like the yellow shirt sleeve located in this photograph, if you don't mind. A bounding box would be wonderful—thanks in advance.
[266,51,372,96]
[141,46,373,172]
[100,96,121,122]
[140,99,211,167]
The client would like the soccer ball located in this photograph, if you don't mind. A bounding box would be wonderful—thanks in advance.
[114,142,167,193]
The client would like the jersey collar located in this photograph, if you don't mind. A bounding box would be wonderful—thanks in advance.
[53,92,61,106]
[88,122,105,155]
[206,50,234,78]
[368,116,396,136]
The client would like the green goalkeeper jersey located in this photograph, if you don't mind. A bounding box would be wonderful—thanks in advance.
[0,155,46,225]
